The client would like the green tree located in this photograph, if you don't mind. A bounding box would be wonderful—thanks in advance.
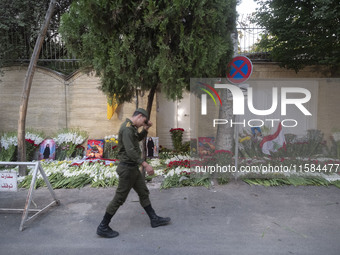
[59,0,237,115]
[0,0,72,72]
[254,0,340,73]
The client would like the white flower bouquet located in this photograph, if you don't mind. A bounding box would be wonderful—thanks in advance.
[0,132,18,161]
[333,132,340,142]
[54,128,88,160]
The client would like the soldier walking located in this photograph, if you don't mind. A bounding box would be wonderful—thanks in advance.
[97,108,171,238]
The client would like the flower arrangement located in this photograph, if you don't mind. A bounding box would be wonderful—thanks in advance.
[273,130,325,158]
[17,160,119,189]
[74,145,85,158]
[161,164,211,189]
[2,152,338,190]
[25,130,44,161]
[169,128,184,151]
[204,150,234,171]
[54,128,88,160]
[0,130,45,161]
[0,132,17,150]
[0,132,18,161]
[104,135,119,159]
[333,132,340,142]
[332,132,340,159]
[167,159,190,169]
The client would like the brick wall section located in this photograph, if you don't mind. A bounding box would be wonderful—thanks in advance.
[251,63,332,79]
[251,63,340,141]
[0,63,339,147]
[0,66,66,135]
[317,79,340,141]
[0,66,156,141]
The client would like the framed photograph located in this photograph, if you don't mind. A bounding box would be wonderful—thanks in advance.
[86,139,104,158]
[146,137,159,158]
[39,139,56,160]
[198,137,215,157]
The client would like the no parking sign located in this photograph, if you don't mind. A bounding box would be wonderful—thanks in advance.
[225,56,253,173]
[226,56,253,84]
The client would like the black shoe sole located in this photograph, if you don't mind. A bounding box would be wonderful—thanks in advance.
[97,229,119,238]
[151,220,171,228]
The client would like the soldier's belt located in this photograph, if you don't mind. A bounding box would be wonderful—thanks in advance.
[119,162,138,167]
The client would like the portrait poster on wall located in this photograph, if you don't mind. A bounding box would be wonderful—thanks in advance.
[146,137,159,158]
[39,139,56,160]
[198,137,215,157]
[86,139,104,158]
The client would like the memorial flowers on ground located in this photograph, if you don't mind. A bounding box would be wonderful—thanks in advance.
[18,160,120,189]
[104,134,119,159]
[0,132,17,161]
[25,130,44,161]
[332,131,340,159]
[0,130,44,161]
[54,128,88,160]
[1,126,339,189]
[169,128,184,151]
[1,151,339,189]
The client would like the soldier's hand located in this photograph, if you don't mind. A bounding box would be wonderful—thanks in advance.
[142,161,154,175]
[144,120,152,130]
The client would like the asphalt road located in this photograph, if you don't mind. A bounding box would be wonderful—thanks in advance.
[1,181,339,255]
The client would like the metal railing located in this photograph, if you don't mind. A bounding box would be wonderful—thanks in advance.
[1,28,80,75]
[1,14,270,75]
[237,14,271,61]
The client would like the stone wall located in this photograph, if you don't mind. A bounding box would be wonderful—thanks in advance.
[0,66,156,141]
[251,63,340,141]
[317,79,340,141]
[0,66,67,135]
[1,63,339,150]
[157,63,340,148]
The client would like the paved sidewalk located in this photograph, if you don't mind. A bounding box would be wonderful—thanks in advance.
[0,181,339,255]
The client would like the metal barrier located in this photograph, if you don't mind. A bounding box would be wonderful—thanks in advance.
[0,161,60,231]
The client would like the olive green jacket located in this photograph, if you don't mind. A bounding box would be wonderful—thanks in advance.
[117,118,148,165]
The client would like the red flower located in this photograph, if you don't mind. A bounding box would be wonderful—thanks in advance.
[180,171,191,176]
[76,145,85,151]
[169,128,184,133]
[214,150,234,156]
[167,159,190,168]
[25,139,39,146]
[25,139,34,144]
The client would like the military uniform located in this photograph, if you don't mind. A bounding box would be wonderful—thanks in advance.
[97,109,170,238]
[106,118,151,215]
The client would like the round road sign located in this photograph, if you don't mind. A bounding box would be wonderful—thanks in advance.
[226,56,253,84]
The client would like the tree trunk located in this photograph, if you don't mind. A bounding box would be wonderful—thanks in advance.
[141,84,158,177]
[215,89,234,150]
[146,84,157,118]
[215,31,238,154]
[17,0,56,176]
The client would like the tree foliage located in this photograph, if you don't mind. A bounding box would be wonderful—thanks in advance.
[254,0,340,72]
[59,0,237,104]
[0,0,72,68]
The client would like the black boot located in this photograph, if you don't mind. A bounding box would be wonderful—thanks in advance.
[144,204,171,228]
[96,212,119,238]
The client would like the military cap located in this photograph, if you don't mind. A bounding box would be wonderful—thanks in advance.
[135,108,149,119]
